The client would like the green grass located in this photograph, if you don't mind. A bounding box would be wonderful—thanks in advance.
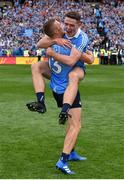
[0,64,124,179]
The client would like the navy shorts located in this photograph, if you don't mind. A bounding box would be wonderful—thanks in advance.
[52,90,82,108]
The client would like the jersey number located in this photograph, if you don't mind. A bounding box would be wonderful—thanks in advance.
[50,60,62,74]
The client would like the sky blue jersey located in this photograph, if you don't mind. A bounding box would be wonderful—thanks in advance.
[49,45,72,94]
[49,29,89,94]
[64,28,89,68]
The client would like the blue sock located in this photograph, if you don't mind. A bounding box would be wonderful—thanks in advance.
[61,103,71,113]
[60,152,69,163]
[36,92,44,103]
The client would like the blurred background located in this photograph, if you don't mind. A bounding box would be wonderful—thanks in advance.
[0,0,124,64]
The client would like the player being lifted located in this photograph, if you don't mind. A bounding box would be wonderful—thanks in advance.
[27,11,94,125]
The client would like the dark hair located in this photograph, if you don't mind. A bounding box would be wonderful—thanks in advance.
[43,19,56,37]
[65,11,81,21]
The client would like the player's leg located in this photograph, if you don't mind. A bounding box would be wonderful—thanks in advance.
[63,107,82,154]
[66,110,87,161]
[56,107,81,174]
[64,67,84,105]
[26,61,51,113]
[31,60,51,93]
[59,67,85,124]
[53,92,75,174]
[56,91,86,174]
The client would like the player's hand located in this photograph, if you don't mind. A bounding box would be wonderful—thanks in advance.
[54,38,72,48]
[86,50,92,55]
[46,47,54,57]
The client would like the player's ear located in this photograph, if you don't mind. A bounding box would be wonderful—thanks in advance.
[55,28,59,36]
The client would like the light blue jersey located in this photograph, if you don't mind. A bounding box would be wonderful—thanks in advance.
[49,45,72,94]
[64,28,89,68]
[49,29,89,94]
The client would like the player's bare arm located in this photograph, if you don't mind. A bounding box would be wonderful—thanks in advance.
[46,46,82,66]
[46,47,94,66]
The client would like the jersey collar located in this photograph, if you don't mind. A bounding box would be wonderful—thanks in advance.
[65,28,81,39]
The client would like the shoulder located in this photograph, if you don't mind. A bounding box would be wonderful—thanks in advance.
[79,30,89,41]
[77,30,89,47]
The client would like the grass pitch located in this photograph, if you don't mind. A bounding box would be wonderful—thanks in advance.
[0,64,124,179]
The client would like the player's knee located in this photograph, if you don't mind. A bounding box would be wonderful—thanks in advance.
[31,62,43,74]
[76,121,82,133]
[78,122,82,132]
[75,122,81,133]
[70,121,81,134]
[31,63,38,73]
[69,71,79,83]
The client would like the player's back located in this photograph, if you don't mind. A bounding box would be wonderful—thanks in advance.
[49,44,72,94]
